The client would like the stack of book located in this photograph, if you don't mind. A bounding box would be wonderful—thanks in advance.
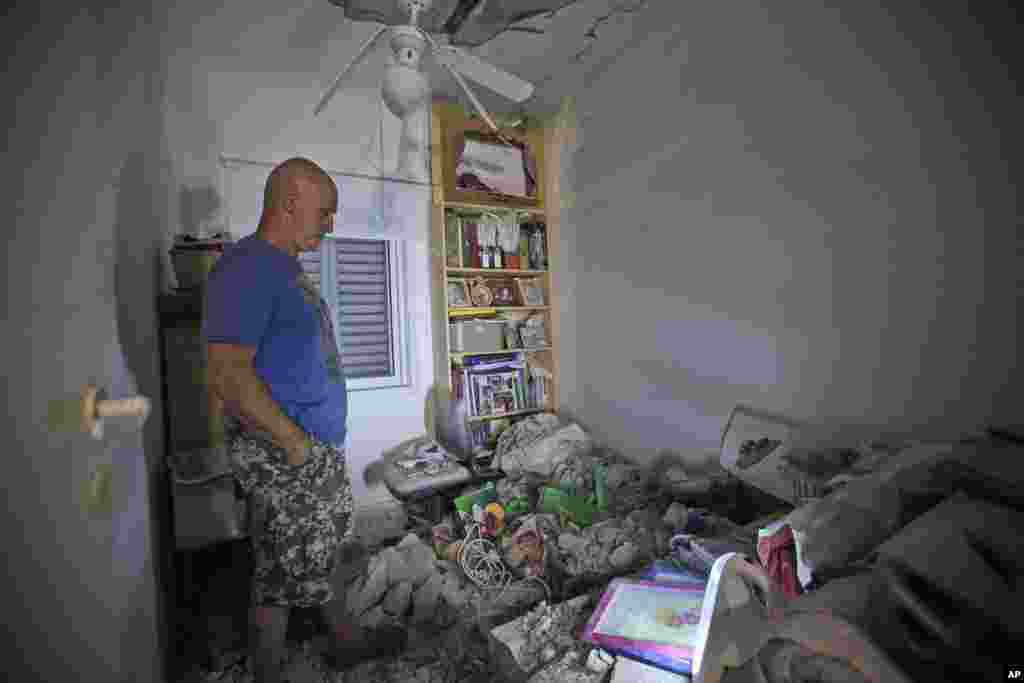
[445,213,547,270]
[453,353,530,417]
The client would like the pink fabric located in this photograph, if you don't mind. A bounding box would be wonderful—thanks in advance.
[757,524,802,600]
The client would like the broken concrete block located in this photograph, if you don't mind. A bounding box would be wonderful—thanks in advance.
[411,572,444,624]
[353,499,407,546]
[439,571,469,611]
[396,532,421,550]
[489,594,595,683]
[376,546,403,586]
[393,535,440,587]
[527,648,608,683]
[610,541,639,570]
[594,520,623,546]
[586,647,614,674]
[353,553,389,615]
[558,532,586,555]
[346,575,365,615]
[662,502,689,529]
[432,596,459,628]
[358,604,387,630]
[382,580,413,616]
[474,580,548,635]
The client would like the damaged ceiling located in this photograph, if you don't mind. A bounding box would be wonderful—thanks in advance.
[315,0,656,118]
[326,0,583,48]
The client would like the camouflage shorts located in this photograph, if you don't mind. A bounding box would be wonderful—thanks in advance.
[224,416,354,608]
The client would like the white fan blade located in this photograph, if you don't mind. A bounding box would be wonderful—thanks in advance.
[435,54,500,134]
[435,44,534,103]
[314,25,389,116]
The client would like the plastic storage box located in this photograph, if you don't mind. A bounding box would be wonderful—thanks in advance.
[449,319,506,353]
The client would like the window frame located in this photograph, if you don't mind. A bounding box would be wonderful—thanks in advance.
[319,235,411,392]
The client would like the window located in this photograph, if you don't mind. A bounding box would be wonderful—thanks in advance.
[299,236,410,390]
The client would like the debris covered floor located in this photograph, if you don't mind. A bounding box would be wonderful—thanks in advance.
[172,414,1024,682]
[173,473,757,683]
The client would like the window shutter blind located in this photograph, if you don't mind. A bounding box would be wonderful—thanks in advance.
[298,250,322,293]
[335,238,394,379]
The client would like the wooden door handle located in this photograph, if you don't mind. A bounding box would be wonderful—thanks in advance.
[82,384,152,439]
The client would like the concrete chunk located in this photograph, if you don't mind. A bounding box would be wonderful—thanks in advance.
[489,594,594,683]
[382,580,413,616]
[411,572,444,625]
[528,649,608,683]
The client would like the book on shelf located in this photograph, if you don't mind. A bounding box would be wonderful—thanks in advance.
[463,221,480,268]
[524,223,548,270]
[449,307,497,319]
[445,213,463,268]
[518,230,530,268]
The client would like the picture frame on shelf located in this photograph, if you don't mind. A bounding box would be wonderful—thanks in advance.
[516,277,546,307]
[469,277,495,307]
[447,279,472,308]
[489,278,517,306]
[454,131,538,204]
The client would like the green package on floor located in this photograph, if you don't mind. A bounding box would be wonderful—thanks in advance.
[539,486,597,527]
[455,481,499,516]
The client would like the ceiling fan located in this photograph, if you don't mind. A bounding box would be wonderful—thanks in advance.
[313,0,536,136]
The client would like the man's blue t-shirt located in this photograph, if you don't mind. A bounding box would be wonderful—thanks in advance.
[201,234,348,446]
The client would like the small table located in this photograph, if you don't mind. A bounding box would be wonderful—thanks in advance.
[380,437,503,531]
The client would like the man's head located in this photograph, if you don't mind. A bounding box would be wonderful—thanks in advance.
[256,157,338,257]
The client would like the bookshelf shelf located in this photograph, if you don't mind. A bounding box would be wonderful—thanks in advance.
[443,200,546,215]
[430,98,562,450]
[445,267,548,276]
[450,347,550,359]
[448,305,550,313]
[468,408,546,423]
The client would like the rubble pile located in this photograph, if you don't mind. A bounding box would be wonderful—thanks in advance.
[187,412,769,683]
[339,532,478,633]
[488,593,601,682]
[555,511,656,579]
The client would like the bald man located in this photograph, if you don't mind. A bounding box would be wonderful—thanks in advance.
[202,158,403,681]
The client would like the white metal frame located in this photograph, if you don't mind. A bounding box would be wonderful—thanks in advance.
[323,235,411,391]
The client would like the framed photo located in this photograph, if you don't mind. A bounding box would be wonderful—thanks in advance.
[515,277,545,307]
[455,131,537,201]
[447,279,472,308]
[489,278,517,306]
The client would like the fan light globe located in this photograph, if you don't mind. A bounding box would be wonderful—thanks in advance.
[381,64,430,119]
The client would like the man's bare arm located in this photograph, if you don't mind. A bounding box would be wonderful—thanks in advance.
[207,342,310,466]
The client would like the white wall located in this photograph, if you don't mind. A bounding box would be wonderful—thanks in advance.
[160,0,438,502]
[557,0,1022,468]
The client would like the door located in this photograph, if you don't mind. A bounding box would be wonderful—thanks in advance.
[2,3,167,681]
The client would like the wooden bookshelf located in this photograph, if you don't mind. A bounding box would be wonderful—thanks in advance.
[429,98,562,437]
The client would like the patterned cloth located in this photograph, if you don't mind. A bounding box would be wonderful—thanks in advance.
[224,414,354,608]
[756,523,802,600]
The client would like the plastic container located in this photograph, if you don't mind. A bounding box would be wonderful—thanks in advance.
[449,319,506,353]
